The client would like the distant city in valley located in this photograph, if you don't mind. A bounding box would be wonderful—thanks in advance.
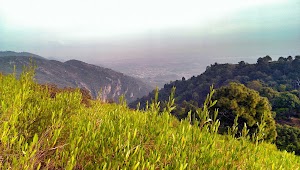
[99,55,285,87]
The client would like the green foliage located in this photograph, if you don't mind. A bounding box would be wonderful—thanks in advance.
[246,80,263,91]
[1,69,300,169]
[195,86,220,133]
[163,86,176,113]
[131,55,300,154]
[0,68,82,169]
[272,92,300,118]
[228,115,239,138]
[276,125,300,155]
[213,83,277,142]
[132,55,300,123]
[149,87,160,115]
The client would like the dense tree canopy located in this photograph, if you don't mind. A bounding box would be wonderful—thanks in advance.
[276,125,300,155]
[213,83,277,141]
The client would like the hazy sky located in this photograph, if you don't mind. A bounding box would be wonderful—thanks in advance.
[0,0,299,63]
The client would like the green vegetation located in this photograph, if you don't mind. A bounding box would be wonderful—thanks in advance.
[132,55,300,155]
[1,68,300,169]
[276,124,300,155]
[213,83,277,142]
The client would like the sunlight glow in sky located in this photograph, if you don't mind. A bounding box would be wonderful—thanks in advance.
[0,0,299,62]
[0,0,285,39]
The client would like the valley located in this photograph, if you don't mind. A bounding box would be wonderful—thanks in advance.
[101,55,271,88]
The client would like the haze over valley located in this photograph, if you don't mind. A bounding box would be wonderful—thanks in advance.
[1,0,299,74]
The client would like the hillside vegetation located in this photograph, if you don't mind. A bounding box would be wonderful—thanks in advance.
[132,56,300,116]
[1,68,300,169]
[132,55,300,154]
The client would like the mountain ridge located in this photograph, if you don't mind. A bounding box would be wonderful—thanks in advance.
[0,51,45,59]
[0,51,153,103]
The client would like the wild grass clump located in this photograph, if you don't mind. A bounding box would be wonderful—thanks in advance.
[1,68,300,169]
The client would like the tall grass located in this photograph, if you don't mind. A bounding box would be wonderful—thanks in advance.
[0,69,300,169]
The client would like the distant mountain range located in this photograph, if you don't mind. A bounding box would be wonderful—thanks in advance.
[0,51,153,103]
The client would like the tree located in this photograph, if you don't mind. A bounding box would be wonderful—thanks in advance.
[213,83,277,141]
[278,57,286,63]
[246,80,263,91]
[272,92,300,118]
[257,55,272,64]
[238,61,246,66]
[259,87,278,100]
[276,125,300,155]
[287,56,293,62]
[265,55,272,62]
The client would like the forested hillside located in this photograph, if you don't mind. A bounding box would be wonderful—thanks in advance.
[131,55,300,154]
[132,55,300,108]
[1,69,300,169]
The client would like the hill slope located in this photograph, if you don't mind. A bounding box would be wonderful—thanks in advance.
[0,51,152,102]
[131,55,300,116]
[1,70,300,169]
[131,55,300,155]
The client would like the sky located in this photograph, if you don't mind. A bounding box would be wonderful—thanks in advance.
[0,0,299,64]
